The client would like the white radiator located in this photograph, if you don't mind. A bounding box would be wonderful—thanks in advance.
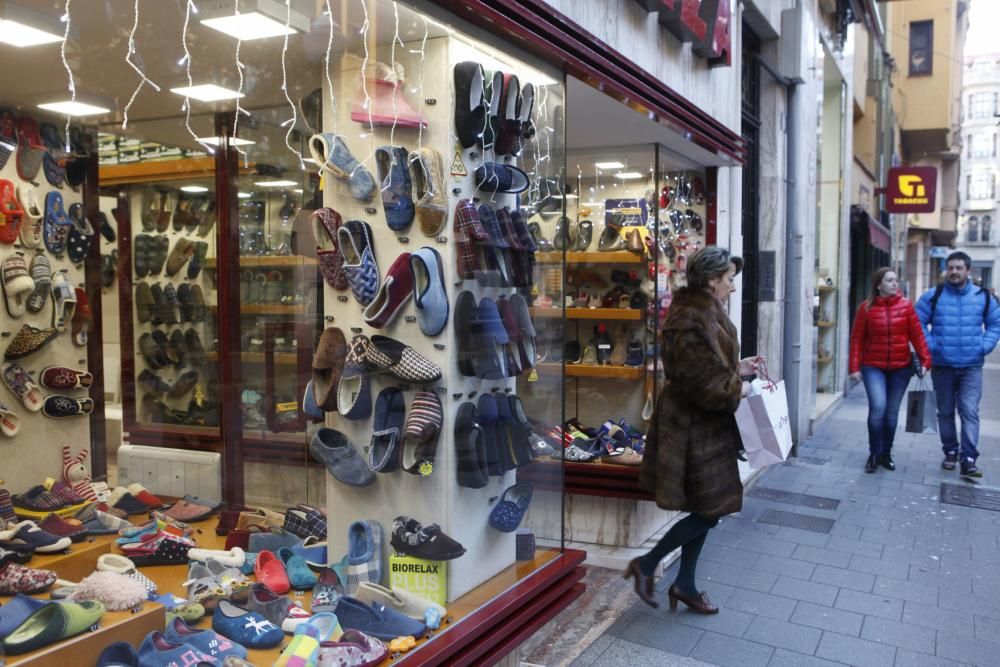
[117,444,222,500]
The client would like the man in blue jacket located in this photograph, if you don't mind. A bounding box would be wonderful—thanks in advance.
[916,251,1000,477]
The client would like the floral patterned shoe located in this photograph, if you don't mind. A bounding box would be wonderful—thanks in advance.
[318,629,389,666]
[1,362,43,412]
[41,395,94,418]
[0,560,57,594]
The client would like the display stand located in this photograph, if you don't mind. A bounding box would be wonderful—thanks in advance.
[26,537,113,583]
[320,30,560,601]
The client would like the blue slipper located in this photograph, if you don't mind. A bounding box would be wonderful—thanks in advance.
[138,631,217,665]
[96,641,139,666]
[43,191,71,255]
[369,388,405,473]
[308,134,375,202]
[375,146,414,231]
[211,600,283,649]
[489,482,534,532]
[410,247,449,336]
[277,547,318,590]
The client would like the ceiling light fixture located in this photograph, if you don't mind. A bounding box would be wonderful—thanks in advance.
[198,0,310,40]
[614,172,644,180]
[253,179,297,187]
[170,84,244,102]
[197,136,255,147]
[37,100,110,117]
[594,161,625,170]
[237,192,252,199]
[0,2,63,47]
[180,185,209,193]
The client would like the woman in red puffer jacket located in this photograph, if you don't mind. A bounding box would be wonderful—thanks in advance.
[849,268,931,474]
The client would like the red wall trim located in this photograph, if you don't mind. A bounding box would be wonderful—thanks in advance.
[428,0,745,163]
[82,144,107,479]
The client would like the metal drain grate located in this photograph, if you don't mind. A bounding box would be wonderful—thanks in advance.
[756,509,835,534]
[797,456,828,465]
[940,483,1000,512]
[749,487,841,510]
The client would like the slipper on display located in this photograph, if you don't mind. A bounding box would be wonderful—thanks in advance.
[3,324,58,361]
[0,401,20,436]
[1,254,34,319]
[15,185,42,249]
[71,288,91,346]
[15,116,45,183]
[50,272,77,332]
[1,362,43,412]
[0,110,15,171]
[26,254,51,314]
[0,180,24,245]
[66,203,95,264]
[41,395,94,419]
[43,191,71,256]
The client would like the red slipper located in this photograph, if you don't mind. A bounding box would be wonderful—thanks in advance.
[254,550,290,594]
[71,288,91,347]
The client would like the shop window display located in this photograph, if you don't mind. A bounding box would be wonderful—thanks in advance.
[0,0,579,665]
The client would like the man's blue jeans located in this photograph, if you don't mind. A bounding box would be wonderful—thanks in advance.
[931,366,983,462]
[861,366,913,457]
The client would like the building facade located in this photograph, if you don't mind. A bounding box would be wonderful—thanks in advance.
[957,53,1000,288]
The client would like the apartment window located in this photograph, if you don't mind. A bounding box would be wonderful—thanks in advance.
[970,92,997,119]
[972,133,995,157]
[909,20,933,75]
[968,216,979,243]
[984,215,993,243]
[967,134,973,159]
[969,172,996,200]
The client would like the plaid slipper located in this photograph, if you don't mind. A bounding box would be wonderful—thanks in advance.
[337,220,380,306]
[312,208,348,290]
[11,487,66,513]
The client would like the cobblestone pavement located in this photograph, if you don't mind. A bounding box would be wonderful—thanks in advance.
[575,351,1000,667]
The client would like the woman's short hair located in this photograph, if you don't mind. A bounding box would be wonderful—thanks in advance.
[686,246,743,290]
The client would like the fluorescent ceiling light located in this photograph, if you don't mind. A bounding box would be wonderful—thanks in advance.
[293,188,303,194]
[180,185,209,193]
[614,172,644,180]
[0,3,64,47]
[170,84,244,102]
[37,100,110,117]
[595,161,625,170]
[237,192,252,199]
[201,12,295,40]
[582,202,605,206]
[0,19,61,46]
[253,179,297,187]
[197,136,255,147]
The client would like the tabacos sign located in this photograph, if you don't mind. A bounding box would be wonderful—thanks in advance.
[634,0,732,67]
[885,166,938,214]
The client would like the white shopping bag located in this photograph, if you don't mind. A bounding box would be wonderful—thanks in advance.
[736,378,793,470]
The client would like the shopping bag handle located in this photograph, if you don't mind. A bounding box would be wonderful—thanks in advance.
[758,358,778,392]
[915,374,931,391]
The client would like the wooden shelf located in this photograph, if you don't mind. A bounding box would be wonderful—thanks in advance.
[816,320,835,328]
[529,307,643,321]
[209,304,306,315]
[536,251,644,265]
[536,362,645,379]
[206,351,299,365]
[98,156,253,185]
[205,255,318,269]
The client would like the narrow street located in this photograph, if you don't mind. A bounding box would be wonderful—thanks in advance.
[573,349,1000,667]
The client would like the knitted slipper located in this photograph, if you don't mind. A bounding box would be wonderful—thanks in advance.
[2,254,34,319]
[26,254,51,314]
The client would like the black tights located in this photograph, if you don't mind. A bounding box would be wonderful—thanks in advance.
[637,513,719,595]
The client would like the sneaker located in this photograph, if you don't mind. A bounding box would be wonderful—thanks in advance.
[878,454,895,471]
[941,451,958,471]
[864,456,877,474]
[960,460,983,478]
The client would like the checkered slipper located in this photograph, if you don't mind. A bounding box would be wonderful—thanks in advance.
[1,361,43,412]
[50,272,77,332]
[0,180,23,245]
[338,220,380,306]
[26,254,51,314]
[364,335,442,384]
[0,560,57,594]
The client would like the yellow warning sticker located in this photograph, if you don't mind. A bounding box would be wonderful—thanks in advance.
[276,401,298,413]
[528,368,538,382]
[450,148,467,177]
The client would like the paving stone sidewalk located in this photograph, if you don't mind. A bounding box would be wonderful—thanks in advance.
[574,352,1000,667]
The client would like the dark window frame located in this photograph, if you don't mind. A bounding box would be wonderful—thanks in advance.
[909,20,933,76]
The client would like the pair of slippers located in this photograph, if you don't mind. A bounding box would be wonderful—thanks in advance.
[455,291,511,380]
[454,395,535,488]
[453,62,534,155]
[134,234,170,277]
[141,190,173,232]
[367,388,445,475]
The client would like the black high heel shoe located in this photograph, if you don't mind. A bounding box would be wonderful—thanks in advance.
[623,558,659,609]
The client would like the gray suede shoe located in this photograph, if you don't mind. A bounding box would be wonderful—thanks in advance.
[310,428,376,487]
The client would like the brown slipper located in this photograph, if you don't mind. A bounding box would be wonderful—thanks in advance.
[165,238,195,277]
[135,282,154,323]
[409,147,447,237]
[4,324,59,360]
[312,327,347,412]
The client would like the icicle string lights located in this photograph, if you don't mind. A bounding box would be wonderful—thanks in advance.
[181,0,214,154]
[415,16,428,155]
[122,0,161,130]
[280,0,305,169]
[353,0,374,181]
[59,0,74,149]
[386,1,402,161]
[231,0,250,166]
[324,0,338,138]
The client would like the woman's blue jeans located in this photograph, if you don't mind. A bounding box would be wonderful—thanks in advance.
[861,366,912,457]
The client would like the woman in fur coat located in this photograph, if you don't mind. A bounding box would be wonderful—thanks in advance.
[627,246,761,614]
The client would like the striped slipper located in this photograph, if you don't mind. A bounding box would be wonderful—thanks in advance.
[401,391,443,476]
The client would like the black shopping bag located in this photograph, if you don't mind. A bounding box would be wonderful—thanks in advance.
[905,379,937,434]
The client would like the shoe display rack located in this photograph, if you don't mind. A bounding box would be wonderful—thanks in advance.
[516,147,712,549]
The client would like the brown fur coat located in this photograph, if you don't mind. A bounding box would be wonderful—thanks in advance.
[639,287,744,518]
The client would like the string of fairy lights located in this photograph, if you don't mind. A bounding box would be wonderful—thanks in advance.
[279,0,305,169]
[231,0,251,166]
[122,0,161,131]
[58,0,74,150]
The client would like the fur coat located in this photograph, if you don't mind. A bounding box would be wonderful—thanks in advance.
[639,287,744,519]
